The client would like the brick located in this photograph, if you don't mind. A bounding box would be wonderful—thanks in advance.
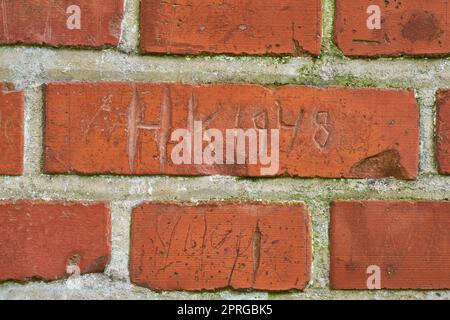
[437,90,450,175]
[0,83,23,175]
[0,201,111,282]
[335,0,450,57]
[44,83,419,179]
[0,0,123,47]
[129,202,311,291]
[140,0,322,56]
[330,201,450,290]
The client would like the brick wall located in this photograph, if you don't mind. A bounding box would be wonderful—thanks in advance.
[0,0,449,300]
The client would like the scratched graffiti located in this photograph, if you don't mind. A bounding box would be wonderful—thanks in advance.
[44,84,419,178]
[130,202,311,291]
[85,89,332,173]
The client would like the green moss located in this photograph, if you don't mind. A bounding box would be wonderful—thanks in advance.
[296,63,324,86]
[330,75,385,88]
[320,0,345,59]
[335,74,418,89]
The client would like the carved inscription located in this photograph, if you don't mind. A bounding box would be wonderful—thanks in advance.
[44,84,419,179]
[314,111,331,149]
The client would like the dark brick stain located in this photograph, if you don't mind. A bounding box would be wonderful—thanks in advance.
[401,11,443,42]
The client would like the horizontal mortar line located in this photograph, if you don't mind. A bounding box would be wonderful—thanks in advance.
[0,174,449,184]
[1,45,449,63]
[0,48,449,88]
[0,279,448,299]
[0,178,448,201]
[1,174,449,182]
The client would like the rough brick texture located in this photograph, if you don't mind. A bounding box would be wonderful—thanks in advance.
[0,0,123,47]
[335,0,450,57]
[0,201,111,282]
[437,90,450,175]
[330,201,450,290]
[44,83,419,179]
[1,0,450,301]
[130,202,311,291]
[0,83,23,175]
[140,0,322,56]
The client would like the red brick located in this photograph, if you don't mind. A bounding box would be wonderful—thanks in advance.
[0,83,23,175]
[44,83,419,179]
[140,0,322,56]
[330,201,450,290]
[0,0,123,47]
[129,202,311,291]
[335,0,450,57]
[437,90,450,175]
[0,201,111,282]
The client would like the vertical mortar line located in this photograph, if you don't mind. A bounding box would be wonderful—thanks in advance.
[303,199,331,292]
[106,200,136,282]
[416,88,438,175]
[118,0,141,53]
[321,0,340,57]
[23,86,44,177]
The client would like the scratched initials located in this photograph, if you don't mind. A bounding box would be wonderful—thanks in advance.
[314,111,331,149]
[127,86,172,172]
[275,101,304,154]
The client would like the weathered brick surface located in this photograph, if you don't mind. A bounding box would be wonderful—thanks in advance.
[330,201,450,290]
[1,0,449,301]
[0,201,111,282]
[437,90,450,175]
[335,0,450,57]
[0,83,23,175]
[44,83,419,179]
[0,0,123,47]
[140,0,322,56]
[130,202,311,291]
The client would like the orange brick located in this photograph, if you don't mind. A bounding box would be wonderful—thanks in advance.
[0,201,111,282]
[140,0,322,56]
[437,90,450,174]
[0,0,123,47]
[44,83,420,179]
[130,202,311,291]
[331,201,450,289]
[335,0,450,57]
[0,83,23,175]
